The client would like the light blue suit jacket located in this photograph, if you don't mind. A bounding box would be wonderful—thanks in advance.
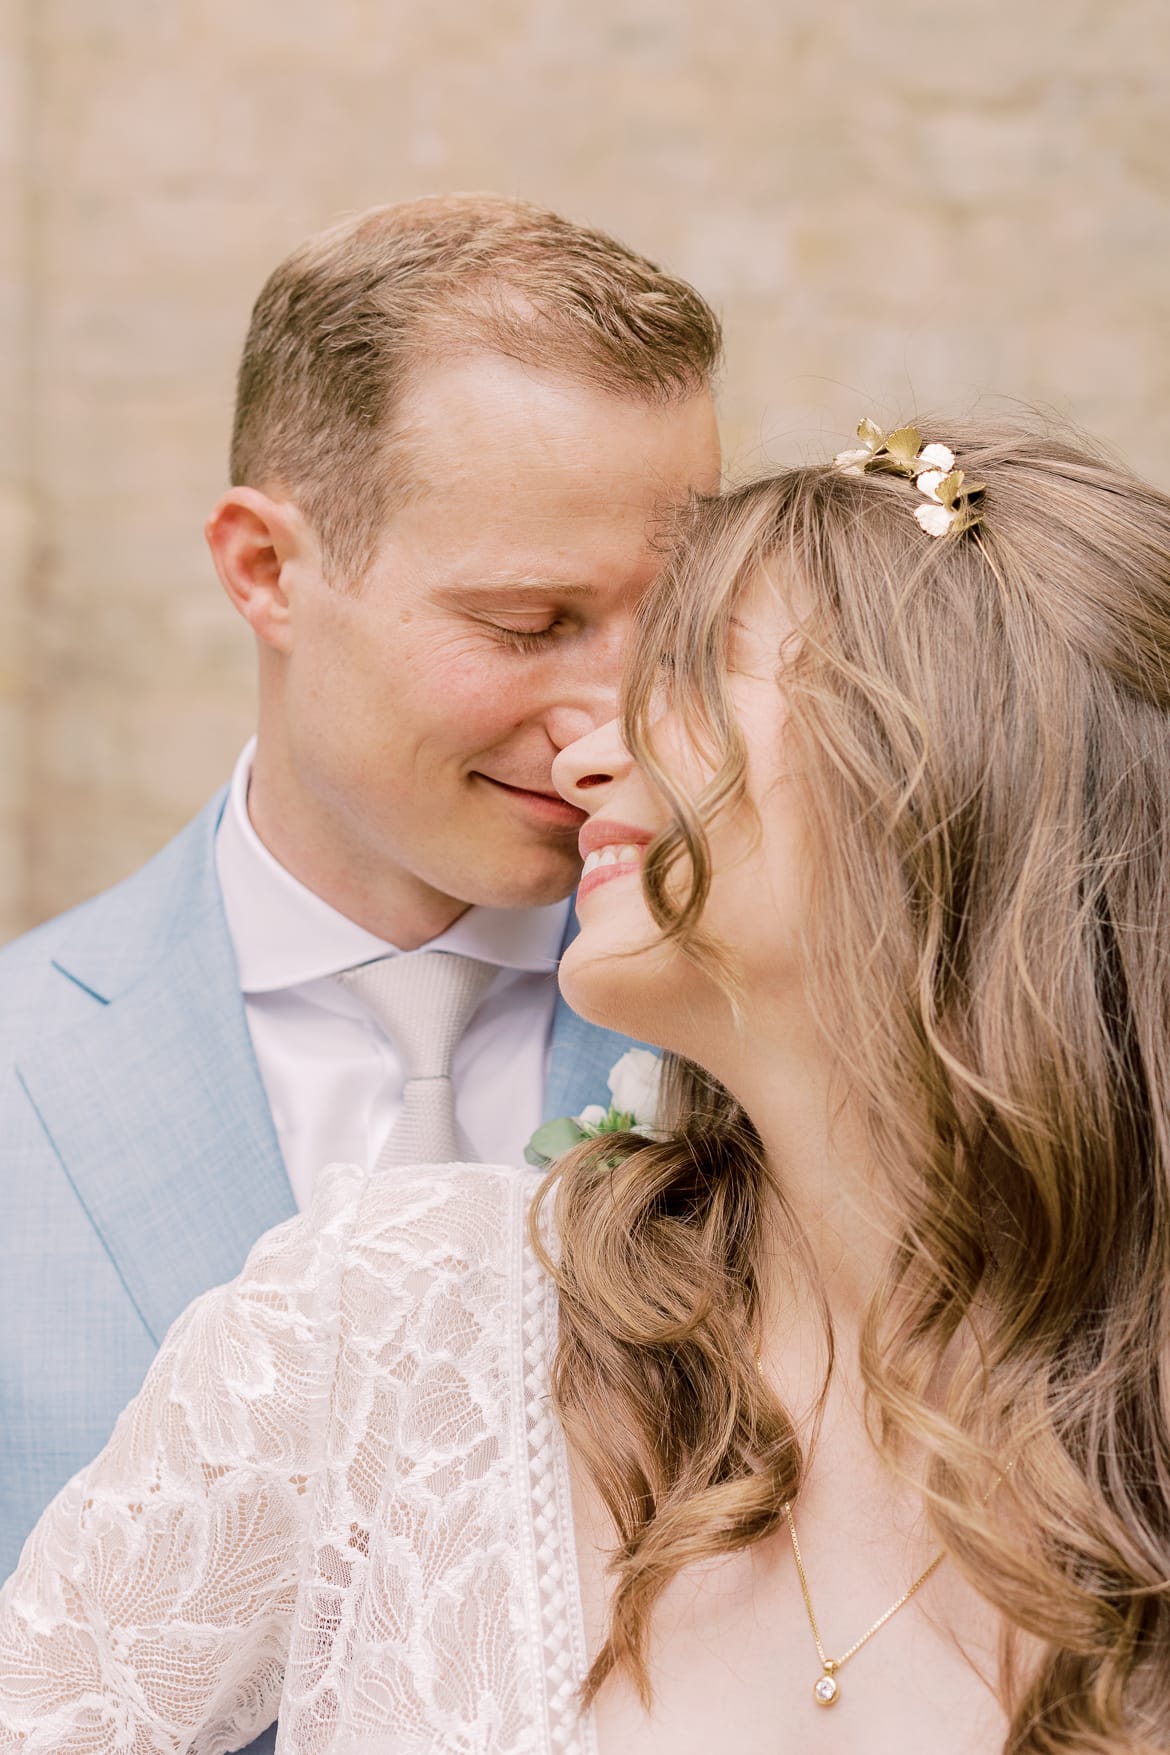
[0,789,636,1752]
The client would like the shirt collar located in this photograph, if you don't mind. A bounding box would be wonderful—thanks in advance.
[215,739,571,995]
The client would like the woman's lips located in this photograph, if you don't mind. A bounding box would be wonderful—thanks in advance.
[576,850,644,905]
[578,819,654,857]
[575,821,654,904]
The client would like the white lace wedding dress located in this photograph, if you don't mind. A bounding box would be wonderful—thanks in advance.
[0,1162,598,1754]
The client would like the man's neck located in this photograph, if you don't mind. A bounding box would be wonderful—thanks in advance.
[247,747,470,951]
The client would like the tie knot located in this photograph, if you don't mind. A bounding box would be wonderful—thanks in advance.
[339,951,497,1080]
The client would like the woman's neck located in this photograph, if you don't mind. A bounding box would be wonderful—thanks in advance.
[724,1018,894,1345]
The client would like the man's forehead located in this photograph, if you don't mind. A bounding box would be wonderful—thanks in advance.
[391,443,709,515]
[386,353,720,499]
[381,464,698,569]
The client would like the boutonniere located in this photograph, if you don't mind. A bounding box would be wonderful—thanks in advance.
[525,1048,665,1169]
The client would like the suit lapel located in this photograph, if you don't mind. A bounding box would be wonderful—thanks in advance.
[15,796,293,1345]
[543,996,643,1125]
[21,822,645,1312]
[543,906,647,1123]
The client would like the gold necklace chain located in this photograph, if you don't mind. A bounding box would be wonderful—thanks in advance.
[783,1502,945,1708]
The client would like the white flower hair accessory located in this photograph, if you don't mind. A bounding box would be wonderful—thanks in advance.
[834,420,986,539]
[525,1048,665,1168]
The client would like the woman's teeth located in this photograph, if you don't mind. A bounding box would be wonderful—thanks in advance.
[581,844,643,878]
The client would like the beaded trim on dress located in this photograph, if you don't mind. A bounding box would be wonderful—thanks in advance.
[520,1178,599,1755]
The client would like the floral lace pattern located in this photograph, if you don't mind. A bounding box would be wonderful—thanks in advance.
[0,1163,595,1754]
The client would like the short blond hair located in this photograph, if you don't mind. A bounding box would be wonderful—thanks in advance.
[230,193,722,581]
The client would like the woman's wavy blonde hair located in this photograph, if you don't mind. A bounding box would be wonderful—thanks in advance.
[533,419,1170,1752]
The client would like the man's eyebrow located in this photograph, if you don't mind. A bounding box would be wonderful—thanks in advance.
[433,579,600,603]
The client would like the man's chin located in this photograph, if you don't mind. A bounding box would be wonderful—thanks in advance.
[452,849,583,913]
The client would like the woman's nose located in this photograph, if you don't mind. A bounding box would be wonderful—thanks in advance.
[551,716,630,808]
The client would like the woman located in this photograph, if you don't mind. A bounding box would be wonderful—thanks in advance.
[2,418,1168,1754]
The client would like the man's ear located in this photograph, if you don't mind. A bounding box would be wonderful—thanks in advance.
[204,487,315,653]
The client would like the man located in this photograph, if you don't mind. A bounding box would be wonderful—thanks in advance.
[0,196,721,1711]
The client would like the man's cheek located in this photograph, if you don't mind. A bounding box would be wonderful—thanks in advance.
[437,659,535,741]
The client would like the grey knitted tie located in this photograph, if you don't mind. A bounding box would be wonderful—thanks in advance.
[340,952,497,1167]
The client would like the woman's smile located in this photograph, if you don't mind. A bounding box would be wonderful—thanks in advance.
[576,818,653,903]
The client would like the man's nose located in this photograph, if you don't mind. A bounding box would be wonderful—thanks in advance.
[543,697,617,752]
[542,614,630,751]
[551,716,629,808]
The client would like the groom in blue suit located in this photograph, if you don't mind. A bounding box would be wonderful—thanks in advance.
[0,194,719,1751]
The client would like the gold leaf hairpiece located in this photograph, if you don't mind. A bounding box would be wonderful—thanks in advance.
[833,421,985,538]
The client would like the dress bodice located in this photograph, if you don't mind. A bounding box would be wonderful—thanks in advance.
[0,1163,598,1755]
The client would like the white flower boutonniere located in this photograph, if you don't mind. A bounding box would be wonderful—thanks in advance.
[525,1048,665,1168]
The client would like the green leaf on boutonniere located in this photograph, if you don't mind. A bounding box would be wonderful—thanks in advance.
[524,1115,587,1169]
[592,1109,636,1134]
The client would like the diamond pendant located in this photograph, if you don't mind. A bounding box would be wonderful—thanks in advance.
[813,1666,840,1707]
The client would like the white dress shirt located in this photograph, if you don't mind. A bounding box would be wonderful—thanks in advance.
[214,740,570,1210]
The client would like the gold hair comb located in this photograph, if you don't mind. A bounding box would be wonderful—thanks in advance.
[834,420,985,538]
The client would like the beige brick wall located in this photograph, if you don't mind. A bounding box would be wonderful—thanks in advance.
[0,0,30,943]
[7,0,1170,934]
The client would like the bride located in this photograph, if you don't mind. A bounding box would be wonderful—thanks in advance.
[2,418,1169,1754]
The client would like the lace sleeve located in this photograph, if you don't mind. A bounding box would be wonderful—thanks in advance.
[0,1162,367,1755]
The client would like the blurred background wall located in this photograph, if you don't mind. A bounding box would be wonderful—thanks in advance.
[2,0,1168,940]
